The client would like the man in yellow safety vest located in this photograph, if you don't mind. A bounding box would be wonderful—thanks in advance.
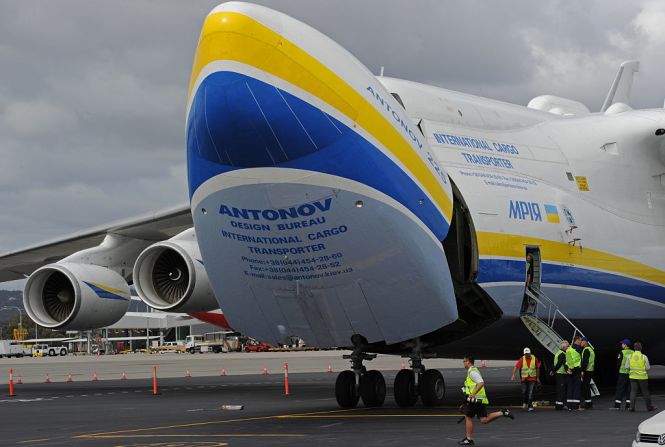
[580,337,595,409]
[550,341,569,410]
[612,339,633,410]
[458,354,514,446]
[511,347,540,411]
[566,337,582,410]
[627,342,657,412]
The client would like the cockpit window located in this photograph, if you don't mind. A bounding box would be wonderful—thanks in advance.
[391,93,405,109]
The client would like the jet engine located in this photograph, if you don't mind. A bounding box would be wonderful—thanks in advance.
[24,262,131,330]
[132,228,217,312]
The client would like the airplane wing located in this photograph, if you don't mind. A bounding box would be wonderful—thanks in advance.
[0,203,192,282]
[13,337,78,344]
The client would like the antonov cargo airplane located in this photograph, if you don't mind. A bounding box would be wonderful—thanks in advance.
[1,2,664,408]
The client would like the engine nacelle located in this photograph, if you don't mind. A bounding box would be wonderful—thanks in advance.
[24,263,130,330]
[133,228,217,312]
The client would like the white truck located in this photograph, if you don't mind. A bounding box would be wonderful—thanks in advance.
[32,343,68,357]
[185,332,240,354]
[0,340,31,358]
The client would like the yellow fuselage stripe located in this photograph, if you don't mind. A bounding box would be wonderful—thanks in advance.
[477,232,665,287]
[188,11,453,222]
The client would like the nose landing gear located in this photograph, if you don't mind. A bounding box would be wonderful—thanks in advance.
[394,357,445,407]
[334,338,445,409]
[335,337,386,408]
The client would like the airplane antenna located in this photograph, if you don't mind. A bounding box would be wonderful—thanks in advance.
[379,66,385,77]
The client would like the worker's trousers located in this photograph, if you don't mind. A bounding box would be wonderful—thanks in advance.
[581,371,593,408]
[614,374,631,409]
[629,379,652,410]
[521,381,536,408]
[555,374,567,410]
[567,369,581,410]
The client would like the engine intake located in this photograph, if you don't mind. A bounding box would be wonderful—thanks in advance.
[133,228,217,312]
[24,263,130,330]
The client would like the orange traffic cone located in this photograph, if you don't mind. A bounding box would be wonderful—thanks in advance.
[121,371,127,380]
[262,367,269,375]
[185,369,192,378]
[44,373,51,384]
[220,369,227,376]
[327,365,333,373]
[92,372,98,381]
[67,374,73,383]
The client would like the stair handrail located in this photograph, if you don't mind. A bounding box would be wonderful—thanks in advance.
[523,287,588,343]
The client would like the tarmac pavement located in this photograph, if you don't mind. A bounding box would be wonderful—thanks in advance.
[0,353,661,446]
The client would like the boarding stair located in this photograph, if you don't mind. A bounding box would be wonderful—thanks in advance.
[520,287,599,395]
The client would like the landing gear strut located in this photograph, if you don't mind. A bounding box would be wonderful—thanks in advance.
[394,356,445,407]
[335,336,386,408]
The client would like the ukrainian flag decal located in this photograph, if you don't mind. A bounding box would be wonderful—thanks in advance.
[544,204,560,223]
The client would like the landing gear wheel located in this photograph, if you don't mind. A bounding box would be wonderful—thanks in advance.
[394,369,418,407]
[360,370,386,407]
[420,369,445,406]
[335,370,360,408]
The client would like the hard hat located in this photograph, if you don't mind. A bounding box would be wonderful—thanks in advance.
[621,339,631,345]
[523,347,531,354]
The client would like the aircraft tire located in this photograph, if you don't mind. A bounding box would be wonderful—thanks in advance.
[335,370,359,408]
[420,369,445,406]
[394,369,418,407]
[360,370,386,407]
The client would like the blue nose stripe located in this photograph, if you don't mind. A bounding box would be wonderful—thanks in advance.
[189,71,342,167]
[187,71,449,240]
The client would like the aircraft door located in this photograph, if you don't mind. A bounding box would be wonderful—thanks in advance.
[526,246,542,291]
[521,246,541,314]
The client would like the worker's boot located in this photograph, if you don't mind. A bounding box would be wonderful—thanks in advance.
[648,406,658,412]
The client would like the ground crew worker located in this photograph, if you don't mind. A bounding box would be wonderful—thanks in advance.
[627,342,657,412]
[458,354,514,446]
[580,337,595,409]
[550,341,569,410]
[525,253,534,289]
[612,339,633,410]
[565,337,582,410]
[510,347,540,411]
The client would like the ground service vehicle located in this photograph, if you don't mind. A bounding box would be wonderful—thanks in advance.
[0,340,30,358]
[185,332,240,353]
[32,343,68,357]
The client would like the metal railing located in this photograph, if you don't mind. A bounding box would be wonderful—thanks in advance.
[523,287,588,344]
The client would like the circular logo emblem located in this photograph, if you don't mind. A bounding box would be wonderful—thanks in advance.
[658,433,665,445]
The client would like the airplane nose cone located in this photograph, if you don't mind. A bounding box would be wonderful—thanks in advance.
[186,2,453,241]
[186,3,356,189]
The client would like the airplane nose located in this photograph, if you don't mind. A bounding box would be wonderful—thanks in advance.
[186,2,453,241]
[186,5,354,171]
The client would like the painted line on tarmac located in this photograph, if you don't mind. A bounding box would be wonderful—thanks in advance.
[74,408,365,438]
[278,413,463,418]
[79,433,304,439]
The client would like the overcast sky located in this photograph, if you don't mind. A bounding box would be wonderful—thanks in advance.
[2,0,665,290]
